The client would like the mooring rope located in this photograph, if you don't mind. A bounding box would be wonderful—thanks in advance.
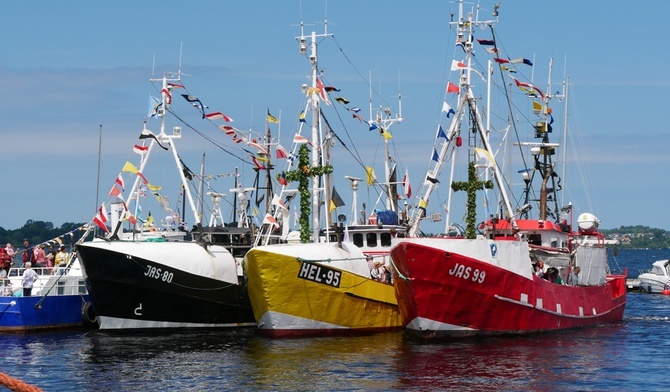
[0,372,42,392]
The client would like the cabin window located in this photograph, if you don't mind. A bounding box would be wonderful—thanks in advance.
[57,281,65,295]
[78,280,87,294]
[329,234,338,243]
[366,233,378,248]
[380,232,392,247]
[528,234,542,246]
[352,233,364,247]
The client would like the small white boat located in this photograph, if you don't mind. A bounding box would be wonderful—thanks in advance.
[637,259,670,294]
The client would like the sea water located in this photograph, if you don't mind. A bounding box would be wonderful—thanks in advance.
[1,249,668,391]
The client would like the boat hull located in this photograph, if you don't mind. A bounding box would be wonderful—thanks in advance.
[0,294,94,333]
[637,275,670,294]
[391,239,627,340]
[77,241,256,330]
[244,245,403,337]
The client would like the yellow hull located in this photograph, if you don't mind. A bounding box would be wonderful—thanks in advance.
[244,248,403,337]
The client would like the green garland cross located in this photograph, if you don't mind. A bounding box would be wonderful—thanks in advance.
[451,161,493,239]
[278,144,333,243]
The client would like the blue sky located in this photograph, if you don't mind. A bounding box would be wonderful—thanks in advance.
[1,1,668,233]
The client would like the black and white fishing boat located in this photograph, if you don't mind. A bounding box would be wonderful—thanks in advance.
[76,71,256,330]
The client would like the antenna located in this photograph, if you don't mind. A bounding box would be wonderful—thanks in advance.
[178,42,184,78]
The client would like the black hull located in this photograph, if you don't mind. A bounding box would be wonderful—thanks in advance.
[77,245,255,329]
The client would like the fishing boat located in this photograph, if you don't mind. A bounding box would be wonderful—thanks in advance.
[0,255,96,333]
[243,21,404,337]
[637,259,670,294]
[76,71,256,330]
[390,1,626,340]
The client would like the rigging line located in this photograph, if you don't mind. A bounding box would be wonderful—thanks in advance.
[165,106,251,166]
[330,36,394,110]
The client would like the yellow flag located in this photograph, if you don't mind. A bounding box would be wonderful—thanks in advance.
[532,101,542,112]
[366,166,376,185]
[382,130,393,140]
[147,183,162,191]
[267,111,279,124]
[122,161,139,174]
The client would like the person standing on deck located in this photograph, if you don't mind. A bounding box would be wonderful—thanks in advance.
[21,262,38,296]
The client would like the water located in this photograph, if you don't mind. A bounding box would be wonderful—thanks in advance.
[1,249,669,391]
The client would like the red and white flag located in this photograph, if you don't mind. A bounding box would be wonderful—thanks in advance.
[133,144,149,155]
[403,167,412,199]
[93,203,109,233]
[115,174,125,191]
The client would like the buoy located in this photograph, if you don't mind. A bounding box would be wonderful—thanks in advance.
[662,289,670,295]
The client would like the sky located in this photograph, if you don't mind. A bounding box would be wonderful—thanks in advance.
[1,0,668,234]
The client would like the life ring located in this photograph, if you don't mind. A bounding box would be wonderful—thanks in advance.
[81,302,97,324]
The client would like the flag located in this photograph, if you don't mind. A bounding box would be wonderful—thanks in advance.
[93,203,109,233]
[442,102,455,118]
[335,97,350,105]
[451,59,468,71]
[161,87,172,104]
[133,144,149,155]
[510,57,533,66]
[324,86,340,92]
[366,166,376,185]
[146,211,154,227]
[115,174,125,191]
[477,39,495,46]
[219,125,239,136]
[205,112,233,122]
[432,148,439,162]
[276,144,288,159]
[510,76,545,100]
[426,175,440,184]
[279,171,288,186]
[403,167,412,199]
[316,78,331,105]
[267,111,279,123]
[447,82,459,94]
[139,128,168,150]
[381,130,393,140]
[485,47,500,55]
[418,198,427,217]
[436,125,448,139]
[349,107,361,113]
[298,110,306,123]
[251,157,266,170]
[474,147,496,168]
[494,58,510,64]
[329,186,345,213]
[108,184,121,197]
[148,96,162,119]
[352,113,365,123]
[287,152,297,164]
[293,134,312,146]
[181,94,206,118]
[272,194,288,210]
[263,213,279,227]
[368,122,378,131]
[501,65,516,73]
[122,161,139,174]
[533,100,542,112]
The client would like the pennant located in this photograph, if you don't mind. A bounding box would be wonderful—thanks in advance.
[251,156,266,170]
[122,161,139,174]
[247,141,268,155]
[324,86,340,92]
[167,82,184,89]
[108,184,121,198]
[533,101,542,112]
[267,111,280,123]
[494,58,510,64]
[181,94,206,118]
[139,128,168,150]
[93,203,109,233]
[276,144,288,159]
[299,110,306,123]
[447,82,460,94]
[432,148,439,162]
[485,47,500,55]
[451,59,468,71]
[349,107,361,113]
[133,144,149,155]
[510,58,533,66]
[263,213,279,227]
[436,125,448,139]
[403,167,412,199]
[368,122,378,132]
[219,125,239,136]
[335,97,350,105]
[352,113,365,123]
[293,134,313,146]
[316,78,331,105]
[279,171,288,186]
[510,76,545,100]
[381,130,393,140]
[115,174,125,191]
[474,147,496,168]
[442,102,455,118]
[365,166,376,185]
[329,186,345,213]
[205,112,234,122]
[500,65,516,73]
[476,39,495,46]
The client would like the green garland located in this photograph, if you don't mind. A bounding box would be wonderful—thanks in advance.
[278,144,333,243]
[451,161,493,239]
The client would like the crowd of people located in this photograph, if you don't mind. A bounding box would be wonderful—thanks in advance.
[0,239,71,297]
[532,256,581,286]
[367,255,393,284]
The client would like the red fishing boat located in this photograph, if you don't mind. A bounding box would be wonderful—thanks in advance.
[391,1,626,340]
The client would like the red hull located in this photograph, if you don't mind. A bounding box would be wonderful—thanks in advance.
[391,240,627,340]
